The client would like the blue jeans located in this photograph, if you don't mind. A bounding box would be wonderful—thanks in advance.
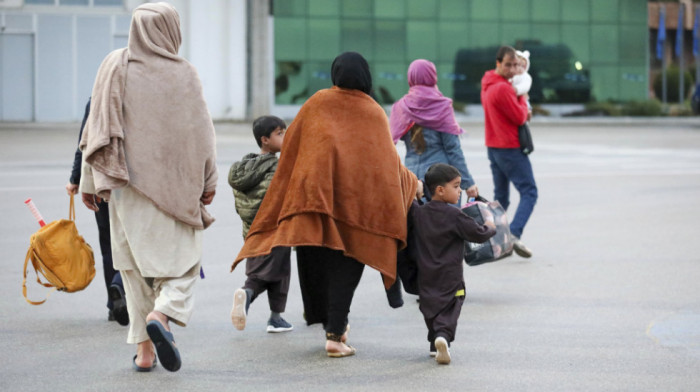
[487,147,538,238]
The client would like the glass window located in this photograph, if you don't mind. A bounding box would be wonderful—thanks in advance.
[274,0,307,17]
[590,65,619,101]
[619,66,646,101]
[406,0,436,19]
[308,19,340,61]
[502,0,530,22]
[375,0,405,19]
[562,0,590,23]
[94,0,124,6]
[470,0,499,20]
[501,23,532,47]
[275,61,308,104]
[469,21,500,48]
[591,25,618,63]
[591,0,619,23]
[438,0,468,20]
[619,0,646,24]
[25,0,54,4]
[435,62,455,99]
[309,0,339,17]
[561,24,590,63]
[531,23,560,45]
[374,62,408,104]
[307,61,333,95]
[275,18,307,61]
[342,0,372,17]
[407,21,437,61]
[438,22,468,63]
[619,25,646,63]
[61,0,89,5]
[531,0,560,22]
[341,20,373,60]
[375,21,406,61]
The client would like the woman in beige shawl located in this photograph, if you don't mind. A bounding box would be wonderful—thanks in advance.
[79,3,217,372]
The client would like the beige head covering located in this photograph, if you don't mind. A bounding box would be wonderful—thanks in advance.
[80,2,218,229]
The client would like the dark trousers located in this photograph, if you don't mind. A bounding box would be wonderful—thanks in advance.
[487,147,538,238]
[243,246,292,313]
[95,200,121,310]
[296,246,365,336]
[424,295,464,343]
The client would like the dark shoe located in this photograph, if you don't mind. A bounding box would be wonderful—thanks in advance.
[108,310,115,322]
[146,320,181,372]
[132,355,157,372]
[511,236,533,258]
[385,278,404,308]
[108,284,129,326]
[267,317,293,333]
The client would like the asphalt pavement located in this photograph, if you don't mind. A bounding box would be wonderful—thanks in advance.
[1,119,699,391]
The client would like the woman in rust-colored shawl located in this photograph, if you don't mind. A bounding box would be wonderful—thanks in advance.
[233,52,420,357]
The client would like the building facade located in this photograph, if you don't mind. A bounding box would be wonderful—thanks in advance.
[0,0,650,122]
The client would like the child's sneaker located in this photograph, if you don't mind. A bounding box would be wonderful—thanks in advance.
[231,288,248,330]
[429,341,437,357]
[434,336,451,365]
[266,317,293,333]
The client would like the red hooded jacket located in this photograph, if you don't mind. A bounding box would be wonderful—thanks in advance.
[480,70,529,148]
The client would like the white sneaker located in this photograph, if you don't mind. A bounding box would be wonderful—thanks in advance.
[434,337,451,365]
[511,236,533,258]
[231,288,247,330]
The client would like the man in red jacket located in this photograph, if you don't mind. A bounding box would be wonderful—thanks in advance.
[480,45,537,258]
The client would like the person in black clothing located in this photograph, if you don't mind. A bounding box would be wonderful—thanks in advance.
[409,163,496,365]
[65,97,128,326]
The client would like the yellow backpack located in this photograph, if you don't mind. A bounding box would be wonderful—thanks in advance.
[23,195,96,305]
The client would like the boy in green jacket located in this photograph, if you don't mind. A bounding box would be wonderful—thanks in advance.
[229,115,293,333]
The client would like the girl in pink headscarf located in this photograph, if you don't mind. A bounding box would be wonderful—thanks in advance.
[390,59,479,199]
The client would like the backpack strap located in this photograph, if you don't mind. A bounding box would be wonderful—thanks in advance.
[23,247,56,305]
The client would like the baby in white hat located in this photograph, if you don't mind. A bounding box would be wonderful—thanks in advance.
[511,50,532,111]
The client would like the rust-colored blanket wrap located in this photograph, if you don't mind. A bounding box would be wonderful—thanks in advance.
[233,86,418,287]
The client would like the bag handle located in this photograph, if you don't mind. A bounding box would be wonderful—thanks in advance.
[69,193,75,221]
[22,247,56,305]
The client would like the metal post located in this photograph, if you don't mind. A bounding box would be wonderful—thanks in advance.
[679,3,685,103]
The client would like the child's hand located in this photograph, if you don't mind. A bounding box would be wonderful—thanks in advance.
[201,190,216,205]
[415,180,424,200]
[484,220,496,229]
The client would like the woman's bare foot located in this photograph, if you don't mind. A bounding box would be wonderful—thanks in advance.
[325,340,355,357]
[134,341,156,368]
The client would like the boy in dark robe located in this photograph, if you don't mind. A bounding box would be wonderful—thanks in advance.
[409,163,496,364]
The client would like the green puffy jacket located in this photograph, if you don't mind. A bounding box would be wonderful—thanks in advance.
[228,153,278,238]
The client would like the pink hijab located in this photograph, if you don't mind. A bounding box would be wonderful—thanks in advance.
[389,59,464,143]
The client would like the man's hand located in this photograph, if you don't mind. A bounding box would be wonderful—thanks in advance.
[201,190,216,205]
[465,185,479,198]
[65,182,78,196]
[82,192,102,211]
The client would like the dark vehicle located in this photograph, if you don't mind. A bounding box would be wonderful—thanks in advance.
[453,41,591,104]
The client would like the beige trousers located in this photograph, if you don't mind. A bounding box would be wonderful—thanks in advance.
[121,263,200,344]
